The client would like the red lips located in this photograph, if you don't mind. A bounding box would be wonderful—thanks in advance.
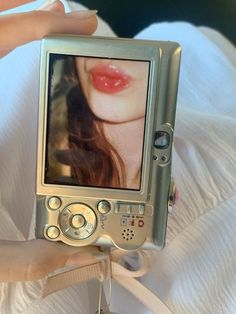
[89,63,131,94]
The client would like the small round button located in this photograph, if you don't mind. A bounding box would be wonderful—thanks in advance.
[48,197,62,210]
[97,200,111,214]
[70,214,86,229]
[46,226,60,239]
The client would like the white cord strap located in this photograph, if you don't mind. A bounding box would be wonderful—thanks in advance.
[42,250,173,314]
[42,262,107,297]
[110,250,173,314]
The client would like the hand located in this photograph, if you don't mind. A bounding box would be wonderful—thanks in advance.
[0,0,97,57]
[0,239,106,282]
[0,0,100,283]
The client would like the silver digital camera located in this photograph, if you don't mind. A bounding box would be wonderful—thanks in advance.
[36,35,181,250]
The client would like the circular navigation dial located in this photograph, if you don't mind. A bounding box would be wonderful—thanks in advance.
[59,203,97,240]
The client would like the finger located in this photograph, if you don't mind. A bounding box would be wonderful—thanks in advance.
[26,241,105,280]
[0,48,13,58]
[0,0,35,12]
[38,0,65,12]
[0,0,65,57]
[0,239,104,282]
[0,9,97,54]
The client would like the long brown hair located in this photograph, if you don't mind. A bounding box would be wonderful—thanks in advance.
[50,56,126,188]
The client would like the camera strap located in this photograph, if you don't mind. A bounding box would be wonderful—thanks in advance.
[42,249,173,314]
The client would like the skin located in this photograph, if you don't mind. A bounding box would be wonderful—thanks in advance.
[0,0,97,57]
[76,57,150,189]
[0,0,103,282]
[76,58,149,123]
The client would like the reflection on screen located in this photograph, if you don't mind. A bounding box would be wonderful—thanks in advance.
[45,54,150,190]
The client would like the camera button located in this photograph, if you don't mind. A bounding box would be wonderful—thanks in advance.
[48,197,62,210]
[154,131,170,149]
[46,226,60,239]
[70,214,86,229]
[168,181,178,213]
[97,200,111,214]
[115,203,130,214]
[59,204,97,240]
[115,203,145,215]
[130,204,145,215]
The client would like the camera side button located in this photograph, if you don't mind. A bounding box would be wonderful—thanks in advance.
[168,181,178,213]
[48,197,62,210]
[46,226,60,239]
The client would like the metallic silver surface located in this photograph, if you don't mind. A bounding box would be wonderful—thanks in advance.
[36,35,181,250]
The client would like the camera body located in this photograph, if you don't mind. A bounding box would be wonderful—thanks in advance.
[36,35,181,250]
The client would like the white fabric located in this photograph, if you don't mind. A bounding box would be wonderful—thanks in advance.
[41,249,174,314]
[0,1,236,313]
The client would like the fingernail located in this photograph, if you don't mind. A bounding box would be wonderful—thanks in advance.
[39,0,58,10]
[68,10,98,19]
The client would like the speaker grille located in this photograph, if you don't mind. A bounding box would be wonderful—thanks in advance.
[122,229,135,241]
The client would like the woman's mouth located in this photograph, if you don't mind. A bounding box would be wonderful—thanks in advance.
[89,63,131,94]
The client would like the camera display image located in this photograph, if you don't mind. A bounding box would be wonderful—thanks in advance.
[45,55,150,190]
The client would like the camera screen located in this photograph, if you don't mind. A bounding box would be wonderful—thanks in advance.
[45,54,150,190]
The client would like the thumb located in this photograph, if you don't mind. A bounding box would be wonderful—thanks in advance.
[0,1,97,57]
